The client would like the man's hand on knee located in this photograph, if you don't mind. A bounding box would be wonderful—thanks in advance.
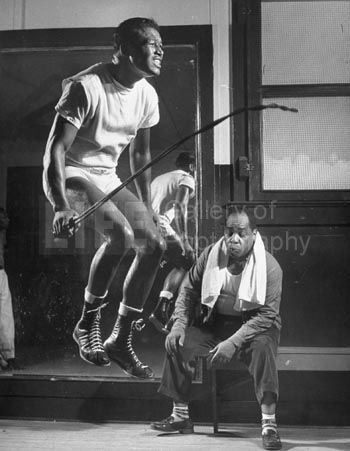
[207,339,237,368]
[165,328,185,355]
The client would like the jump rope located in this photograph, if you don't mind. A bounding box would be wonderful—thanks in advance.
[62,103,297,233]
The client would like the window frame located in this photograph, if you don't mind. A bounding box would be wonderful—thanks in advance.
[245,0,350,201]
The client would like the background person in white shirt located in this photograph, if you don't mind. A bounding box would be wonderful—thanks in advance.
[149,152,195,333]
[0,207,18,371]
[43,17,166,379]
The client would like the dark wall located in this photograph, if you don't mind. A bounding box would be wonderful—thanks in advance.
[1,26,212,349]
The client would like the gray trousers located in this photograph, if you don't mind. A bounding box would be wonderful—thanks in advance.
[158,315,280,405]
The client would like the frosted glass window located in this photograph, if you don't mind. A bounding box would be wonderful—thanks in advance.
[262,97,350,190]
[262,1,350,84]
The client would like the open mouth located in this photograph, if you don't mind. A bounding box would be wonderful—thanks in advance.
[153,58,162,68]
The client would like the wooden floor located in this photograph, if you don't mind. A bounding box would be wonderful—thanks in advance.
[0,419,349,451]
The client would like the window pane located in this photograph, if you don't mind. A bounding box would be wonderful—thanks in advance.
[262,97,350,190]
[262,1,350,85]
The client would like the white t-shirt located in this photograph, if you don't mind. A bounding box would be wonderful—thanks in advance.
[151,169,195,224]
[55,63,159,169]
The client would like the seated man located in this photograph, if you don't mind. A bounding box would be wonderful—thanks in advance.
[151,207,282,451]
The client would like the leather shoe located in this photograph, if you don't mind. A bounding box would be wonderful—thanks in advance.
[150,416,194,434]
[262,429,282,450]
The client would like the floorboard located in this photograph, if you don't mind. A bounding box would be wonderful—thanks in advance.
[0,420,349,451]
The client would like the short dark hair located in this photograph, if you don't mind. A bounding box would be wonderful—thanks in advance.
[225,205,257,231]
[113,17,160,51]
[175,151,195,169]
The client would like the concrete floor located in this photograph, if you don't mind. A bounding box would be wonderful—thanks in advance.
[0,419,349,451]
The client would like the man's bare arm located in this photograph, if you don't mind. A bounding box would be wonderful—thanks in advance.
[43,114,79,236]
[129,128,152,204]
[174,185,194,258]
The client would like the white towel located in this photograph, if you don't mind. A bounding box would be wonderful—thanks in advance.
[201,232,267,310]
[201,237,228,309]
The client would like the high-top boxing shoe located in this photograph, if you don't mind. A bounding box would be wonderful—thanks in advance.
[73,302,110,366]
[149,296,174,334]
[104,314,154,379]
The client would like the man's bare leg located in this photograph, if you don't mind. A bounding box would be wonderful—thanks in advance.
[68,178,135,367]
[103,188,165,378]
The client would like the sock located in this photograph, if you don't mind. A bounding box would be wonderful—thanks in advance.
[78,290,106,330]
[118,303,143,317]
[261,413,277,435]
[159,290,173,300]
[172,401,189,421]
[84,288,107,306]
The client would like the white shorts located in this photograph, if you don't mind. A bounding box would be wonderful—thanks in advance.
[43,165,123,204]
[65,165,122,194]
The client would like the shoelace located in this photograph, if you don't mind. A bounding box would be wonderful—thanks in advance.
[107,318,147,369]
[261,419,278,435]
[82,303,108,352]
[132,318,145,332]
[125,319,147,368]
[163,416,176,425]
